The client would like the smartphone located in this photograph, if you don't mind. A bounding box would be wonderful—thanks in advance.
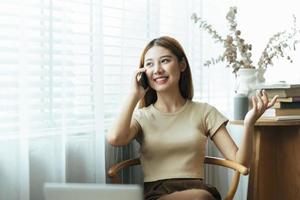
[139,72,149,89]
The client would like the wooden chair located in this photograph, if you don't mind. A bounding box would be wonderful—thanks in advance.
[108,156,249,200]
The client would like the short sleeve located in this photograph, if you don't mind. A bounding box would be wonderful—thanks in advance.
[132,109,144,144]
[204,104,228,138]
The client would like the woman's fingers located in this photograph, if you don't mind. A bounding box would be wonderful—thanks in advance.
[135,67,146,76]
[258,90,278,109]
[256,92,264,111]
[261,90,269,106]
[250,90,278,121]
[135,68,147,82]
[267,95,278,109]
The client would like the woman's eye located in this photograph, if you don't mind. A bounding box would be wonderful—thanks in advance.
[145,62,153,67]
[161,59,169,63]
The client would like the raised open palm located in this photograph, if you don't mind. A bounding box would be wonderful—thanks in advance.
[244,90,278,125]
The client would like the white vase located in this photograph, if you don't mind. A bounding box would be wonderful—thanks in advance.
[256,67,266,84]
[235,68,257,96]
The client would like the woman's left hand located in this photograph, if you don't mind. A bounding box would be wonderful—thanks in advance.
[244,90,278,126]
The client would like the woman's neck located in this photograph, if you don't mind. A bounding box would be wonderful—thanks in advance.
[154,92,187,113]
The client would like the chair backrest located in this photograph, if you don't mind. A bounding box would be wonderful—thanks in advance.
[108,156,249,200]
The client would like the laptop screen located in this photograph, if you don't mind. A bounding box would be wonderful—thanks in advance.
[44,183,143,200]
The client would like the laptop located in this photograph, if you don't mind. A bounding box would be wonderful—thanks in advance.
[44,183,143,200]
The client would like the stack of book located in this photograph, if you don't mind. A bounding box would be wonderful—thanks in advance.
[256,83,300,121]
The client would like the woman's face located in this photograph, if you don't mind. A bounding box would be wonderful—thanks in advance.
[143,46,185,92]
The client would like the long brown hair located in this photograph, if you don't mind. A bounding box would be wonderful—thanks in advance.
[139,36,194,108]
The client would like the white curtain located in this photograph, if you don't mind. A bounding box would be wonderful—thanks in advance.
[0,1,105,200]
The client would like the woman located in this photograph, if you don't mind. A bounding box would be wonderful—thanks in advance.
[106,36,277,200]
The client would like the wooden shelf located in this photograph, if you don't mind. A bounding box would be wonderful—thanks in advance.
[230,119,300,126]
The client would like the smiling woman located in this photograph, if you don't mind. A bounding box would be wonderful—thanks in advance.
[103,0,205,189]
[106,36,226,200]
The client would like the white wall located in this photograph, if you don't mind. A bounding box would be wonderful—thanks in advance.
[236,0,300,83]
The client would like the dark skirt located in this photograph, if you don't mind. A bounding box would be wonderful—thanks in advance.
[144,178,221,200]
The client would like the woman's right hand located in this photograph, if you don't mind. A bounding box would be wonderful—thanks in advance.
[131,68,149,99]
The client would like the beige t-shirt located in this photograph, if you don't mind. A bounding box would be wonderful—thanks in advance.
[133,100,228,182]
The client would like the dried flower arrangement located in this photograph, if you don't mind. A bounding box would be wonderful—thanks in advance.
[191,7,300,78]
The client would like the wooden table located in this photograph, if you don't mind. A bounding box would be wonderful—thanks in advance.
[230,120,300,200]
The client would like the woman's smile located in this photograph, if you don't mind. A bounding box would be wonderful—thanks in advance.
[153,75,169,85]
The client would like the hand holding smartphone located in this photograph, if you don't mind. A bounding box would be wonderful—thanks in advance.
[139,72,149,89]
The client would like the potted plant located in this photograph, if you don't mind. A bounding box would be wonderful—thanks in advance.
[191,7,300,95]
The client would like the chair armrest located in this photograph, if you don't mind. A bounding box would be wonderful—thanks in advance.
[107,156,249,200]
[204,156,249,175]
[204,156,249,200]
[107,158,140,183]
[107,156,249,182]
